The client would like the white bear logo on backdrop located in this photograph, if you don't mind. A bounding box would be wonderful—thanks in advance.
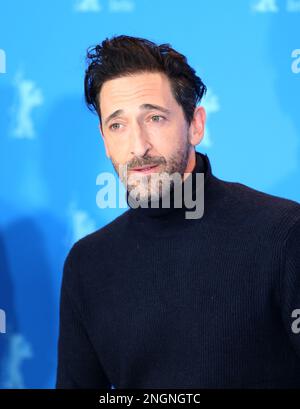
[74,0,135,13]
[11,72,44,139]
[251,0,300,12]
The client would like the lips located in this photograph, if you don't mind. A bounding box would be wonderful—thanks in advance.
[131,164,158,172]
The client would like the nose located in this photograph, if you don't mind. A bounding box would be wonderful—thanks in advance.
[129,121,152,157]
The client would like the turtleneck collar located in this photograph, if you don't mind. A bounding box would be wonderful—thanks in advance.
[126,151,212,222]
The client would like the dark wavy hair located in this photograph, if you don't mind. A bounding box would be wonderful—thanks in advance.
[84,34,207,127]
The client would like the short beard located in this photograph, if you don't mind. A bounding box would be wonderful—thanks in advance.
[114,133,192,207]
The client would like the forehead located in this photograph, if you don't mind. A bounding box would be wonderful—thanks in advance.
[99,71,175,111]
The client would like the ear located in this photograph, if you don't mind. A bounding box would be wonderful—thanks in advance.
[99,122,111,159]
[188,106,206,147]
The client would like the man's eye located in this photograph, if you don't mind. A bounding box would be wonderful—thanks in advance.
[109,123,122,131]
[151,115,165,122]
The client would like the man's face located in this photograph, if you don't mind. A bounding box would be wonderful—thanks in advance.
[98,71,204,204]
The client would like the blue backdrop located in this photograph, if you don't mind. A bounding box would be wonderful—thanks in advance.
[0,0,300,388]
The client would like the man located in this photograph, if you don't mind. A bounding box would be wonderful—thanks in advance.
[56,35,300,388]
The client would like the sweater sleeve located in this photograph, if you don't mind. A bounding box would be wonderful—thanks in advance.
[280,215,300,359]
[55,248,111,389]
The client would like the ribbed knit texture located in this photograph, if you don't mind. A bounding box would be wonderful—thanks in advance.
[56,152,300,388]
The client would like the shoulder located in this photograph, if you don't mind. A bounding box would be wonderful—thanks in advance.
[63,208,131,272]
[211,175,300,234]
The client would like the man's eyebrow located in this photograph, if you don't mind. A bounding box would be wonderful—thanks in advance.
[104,103,171,127]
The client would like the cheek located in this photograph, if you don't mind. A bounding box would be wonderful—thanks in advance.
[151,123,185,151]
[148,122,176,143]
[105,136,129,162]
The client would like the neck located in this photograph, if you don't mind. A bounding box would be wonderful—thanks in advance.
[182,149,196,181]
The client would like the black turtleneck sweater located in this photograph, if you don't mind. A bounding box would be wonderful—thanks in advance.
[56,151,300,388]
